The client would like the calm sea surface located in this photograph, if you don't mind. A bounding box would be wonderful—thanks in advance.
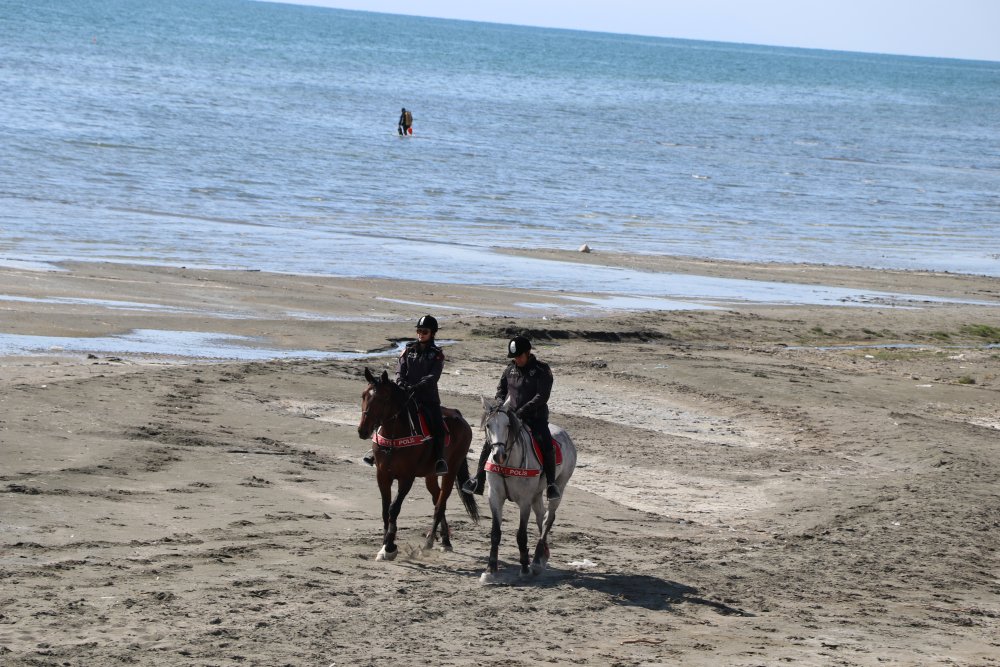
[3,0,1000,296]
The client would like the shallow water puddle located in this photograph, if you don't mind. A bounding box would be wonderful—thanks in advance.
[0,329,403,361]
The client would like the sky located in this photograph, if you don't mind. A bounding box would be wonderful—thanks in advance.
[271,0,1000,62]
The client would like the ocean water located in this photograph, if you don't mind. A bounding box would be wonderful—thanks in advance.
[2,0,1000,299]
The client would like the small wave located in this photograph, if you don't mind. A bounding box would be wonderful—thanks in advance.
[64,139,155,152]
[106,206,277,229]
[822,156,875,164]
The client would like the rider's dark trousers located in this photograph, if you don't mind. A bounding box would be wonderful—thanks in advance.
[418,402,446,460]
[524,418,557,486]
[418,402,445,437]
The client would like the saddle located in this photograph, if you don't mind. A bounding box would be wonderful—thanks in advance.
[527,431,563,466]
[484,429,563,478]
[412,405,459,437]
[373,406,458,449]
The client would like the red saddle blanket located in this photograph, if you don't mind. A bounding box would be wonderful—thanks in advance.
[372,407,454,448]
[484,433,563,477]
[530,433,563,465]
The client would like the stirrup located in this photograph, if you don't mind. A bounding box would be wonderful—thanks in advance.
[434,459,448,475]
[461,477,479,495]
[546,484,561,500]
[363,451,375,466]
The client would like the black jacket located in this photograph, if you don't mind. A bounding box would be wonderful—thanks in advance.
[396,340,444,405]
[495,354,552,422]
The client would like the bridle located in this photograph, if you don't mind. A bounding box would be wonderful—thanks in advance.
[362,380,415,437]
[483,404,525,467]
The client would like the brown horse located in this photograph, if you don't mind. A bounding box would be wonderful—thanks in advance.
[357,367,478,560]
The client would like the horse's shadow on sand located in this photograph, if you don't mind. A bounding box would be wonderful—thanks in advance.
[400,558,754,617]
[554,569,754,617]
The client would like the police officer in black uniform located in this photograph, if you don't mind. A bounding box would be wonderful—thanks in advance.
[363,315,448,475]
[462,336,560,499]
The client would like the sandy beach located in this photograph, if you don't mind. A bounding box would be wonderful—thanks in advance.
[2,257,999,666]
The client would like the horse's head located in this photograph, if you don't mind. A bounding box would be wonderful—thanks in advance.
[480,396,521,465]
[358,367,403,439]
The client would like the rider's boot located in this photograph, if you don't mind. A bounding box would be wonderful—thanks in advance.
[542,445,560,500]
[461,441,490,495]
[432,435,448,475]
[362,449,375,466]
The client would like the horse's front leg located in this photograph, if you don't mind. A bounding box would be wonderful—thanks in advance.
[516,502,532,576]
[480,493,504,585]
[377,476,415,561]
[377,471,392,553]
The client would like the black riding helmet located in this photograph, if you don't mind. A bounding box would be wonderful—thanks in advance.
[416,314,438,332]
[507,336,531,358]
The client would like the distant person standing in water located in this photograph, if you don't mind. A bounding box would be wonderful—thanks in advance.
[398,107,412,135]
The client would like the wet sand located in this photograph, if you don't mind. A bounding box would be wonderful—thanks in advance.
[2,257,999,666]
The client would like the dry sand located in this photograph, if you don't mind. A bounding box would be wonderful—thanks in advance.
[2,257,999,666]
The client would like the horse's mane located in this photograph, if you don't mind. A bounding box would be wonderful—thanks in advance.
[506,407,523,434]
[380,377,407,404]
[366,368,408,407]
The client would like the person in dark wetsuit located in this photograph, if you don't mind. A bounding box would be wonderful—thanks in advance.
[363,315,448,475]
[398,107,412,135]
[463,336,560,499]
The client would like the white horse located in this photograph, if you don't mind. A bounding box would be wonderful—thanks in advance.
[478,397,577,584]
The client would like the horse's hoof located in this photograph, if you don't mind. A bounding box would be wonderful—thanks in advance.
[479,571,498,585]
[531,561,546,575]
[376,546,397,561]
[439,543,453,553]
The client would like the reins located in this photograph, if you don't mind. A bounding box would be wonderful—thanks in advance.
[366,381,420,451]
[503,407,530,469]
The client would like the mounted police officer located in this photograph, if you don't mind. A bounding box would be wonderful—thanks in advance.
[463,336,560,499]
[363,315,448,475]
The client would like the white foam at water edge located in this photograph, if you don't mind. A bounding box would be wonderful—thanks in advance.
[0,259,66,271]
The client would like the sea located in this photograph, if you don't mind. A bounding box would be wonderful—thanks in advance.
[3,0,1000,302]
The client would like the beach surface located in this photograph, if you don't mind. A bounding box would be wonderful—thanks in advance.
[2,257,999,666]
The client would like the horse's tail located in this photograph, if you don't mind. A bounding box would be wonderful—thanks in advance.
[455,458,479,524]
